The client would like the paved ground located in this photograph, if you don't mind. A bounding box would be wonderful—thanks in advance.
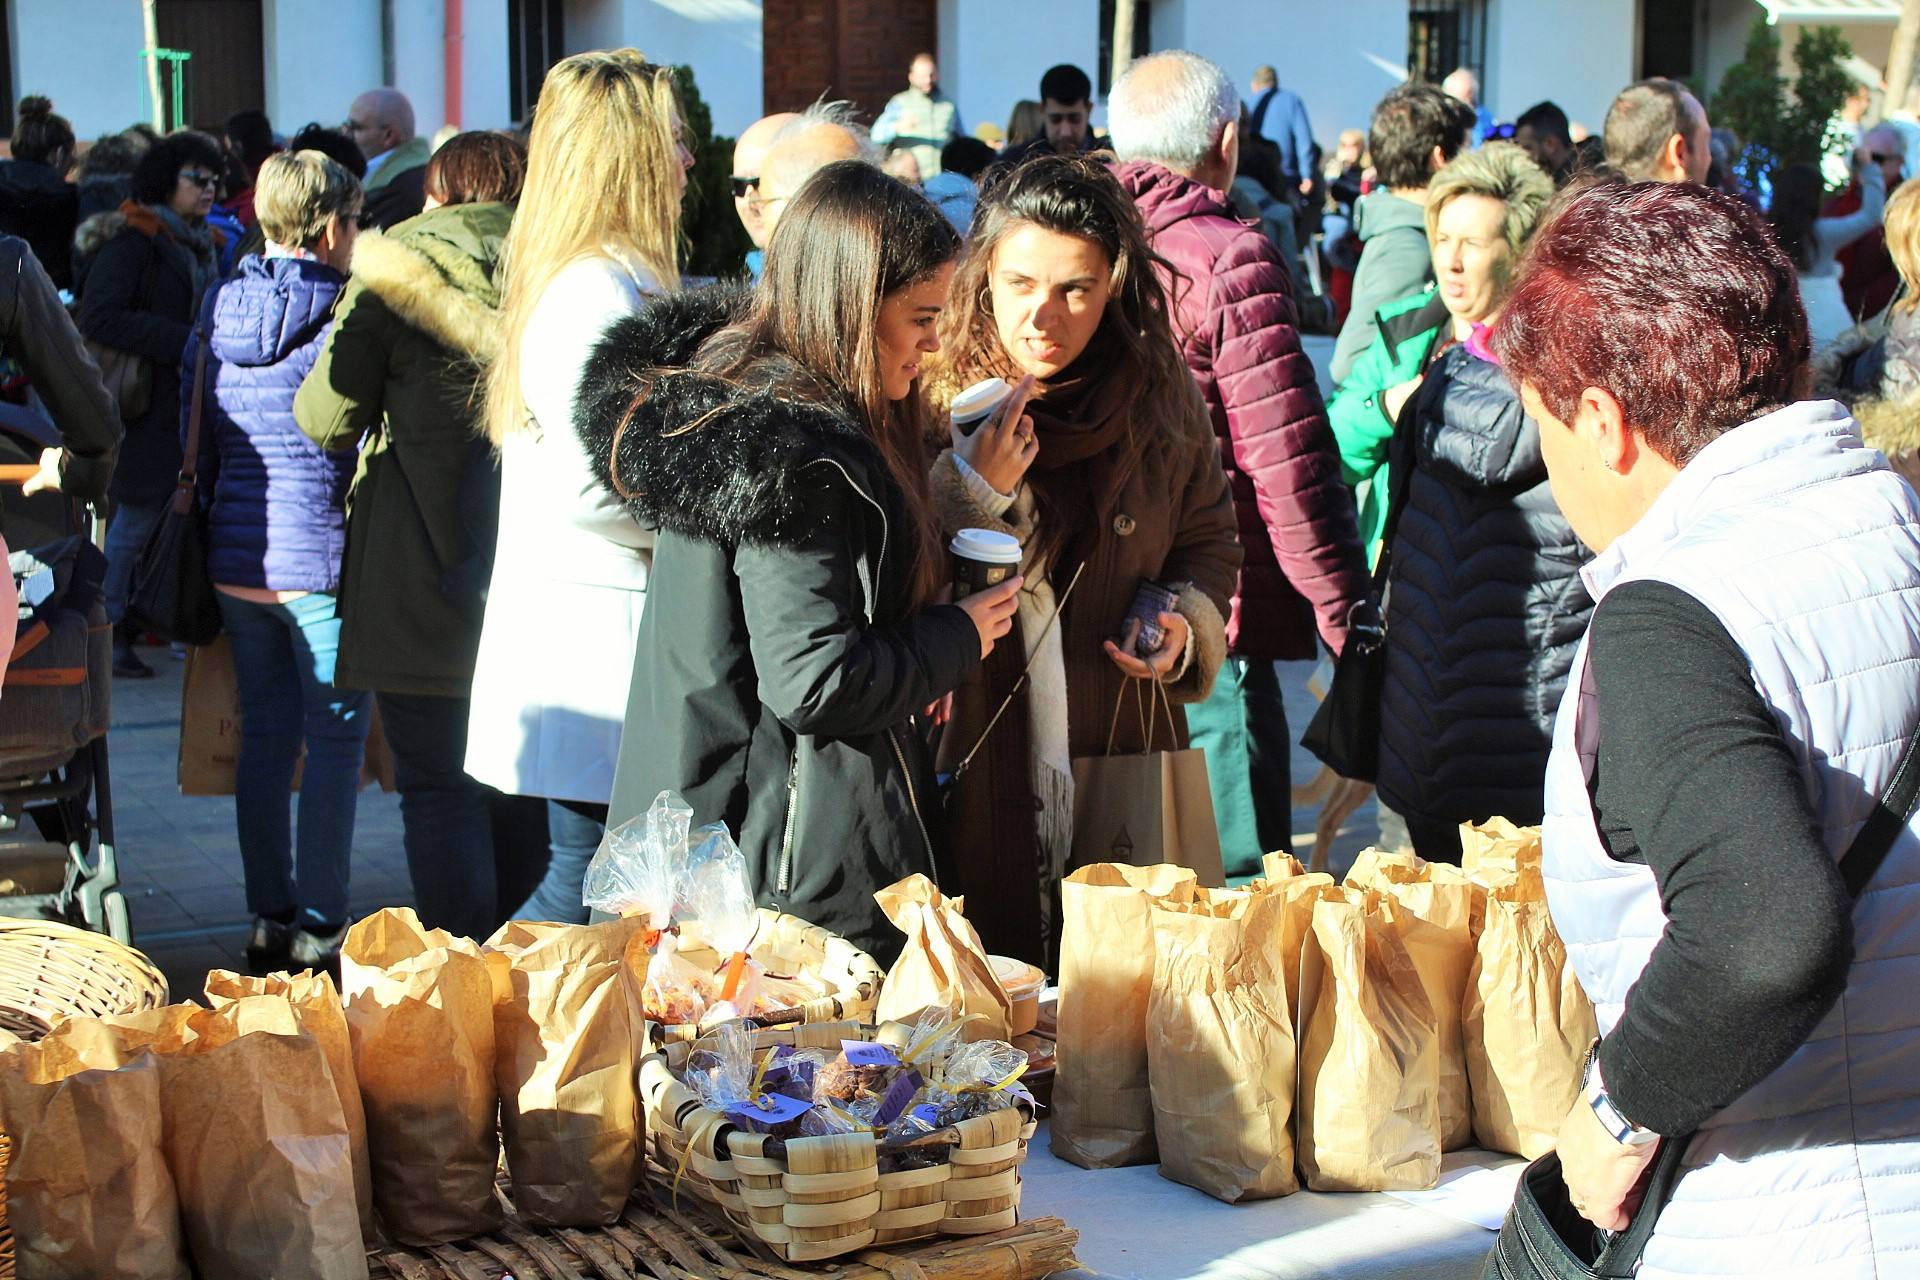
[45,333,1380,1001]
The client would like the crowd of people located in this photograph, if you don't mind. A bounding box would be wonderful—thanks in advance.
[0,40,1916,1275]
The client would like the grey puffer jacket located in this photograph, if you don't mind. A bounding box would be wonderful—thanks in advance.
[1376,342,1594,828]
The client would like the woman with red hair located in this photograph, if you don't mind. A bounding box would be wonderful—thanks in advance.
[1496,179,1920,1276]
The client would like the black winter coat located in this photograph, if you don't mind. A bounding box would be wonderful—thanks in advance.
[0,160,77,291]
[1376,343,1593,828]
[576,288,981,965]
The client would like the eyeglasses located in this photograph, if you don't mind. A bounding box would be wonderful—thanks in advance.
[729,175,760,198]
[1871,152,1902,165]
[179,170,220,189]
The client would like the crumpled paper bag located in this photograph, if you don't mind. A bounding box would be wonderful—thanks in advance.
[1147,888,1298,1201]
[205,968,374,1236]
[874,873,1013,1041]
[0,1036,191,1279]
[1296,888,1441,1191]
[1464,866,1597,1158]
[341,906,502,1245]
[1345,847,1476,1150]
[1253,852,1340,1027]
[485,916,645,1226]
[1051,862,1199,1168]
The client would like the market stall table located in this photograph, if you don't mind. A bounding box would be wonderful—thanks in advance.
[1020,1121,1520,1280]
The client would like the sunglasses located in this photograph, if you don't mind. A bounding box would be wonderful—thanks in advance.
[729,175,760,198]
[1871,152,1903,165]
[179,170,220,189]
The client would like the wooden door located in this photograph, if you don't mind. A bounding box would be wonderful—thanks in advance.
[156,0,266,133]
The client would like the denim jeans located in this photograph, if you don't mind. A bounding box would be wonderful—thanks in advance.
[217,590,371,930]
[375,691,502,941]
[103,501,164,638]
[1186,656,1294,879]
[514,799,607,924]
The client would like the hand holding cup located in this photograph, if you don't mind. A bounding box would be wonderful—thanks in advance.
[953,374,1039,496]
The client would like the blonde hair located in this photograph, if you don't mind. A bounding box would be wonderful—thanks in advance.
[254,151,361,248]
[1888,177,1920,314]
[484,49,684,445]
[1424,141,1555,258]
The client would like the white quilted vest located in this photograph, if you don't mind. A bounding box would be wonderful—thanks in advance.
[1541,401,1920,1279]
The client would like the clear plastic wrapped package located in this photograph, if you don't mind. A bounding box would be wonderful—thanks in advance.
[677,825,765,1022]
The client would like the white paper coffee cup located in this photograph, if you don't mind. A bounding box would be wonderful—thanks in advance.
[950,528,1021,597]
[950,377,1013,433]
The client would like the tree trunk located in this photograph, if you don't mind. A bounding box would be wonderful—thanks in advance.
[1889,0,1920,119]
[140,0,165,130]
[1111,0,1136,97]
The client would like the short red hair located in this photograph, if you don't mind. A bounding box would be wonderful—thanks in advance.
[1494,181,1809,465]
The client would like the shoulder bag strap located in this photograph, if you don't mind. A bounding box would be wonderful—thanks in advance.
[1595,716,1920,1276]
[172,316,212,517]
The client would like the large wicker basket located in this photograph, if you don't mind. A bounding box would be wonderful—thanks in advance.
[639,1020,1038,1263]
[647,908,885,1046]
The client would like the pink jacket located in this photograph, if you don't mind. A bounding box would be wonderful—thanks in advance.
[1118,160,1367,660]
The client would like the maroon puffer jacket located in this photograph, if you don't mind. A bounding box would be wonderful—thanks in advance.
[1117,160,1368,660]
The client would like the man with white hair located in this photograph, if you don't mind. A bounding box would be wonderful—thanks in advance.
[755,101,876,240]
[344,87,428,229]
[1442,66,1494,143]
[731,111,799,278]
[1112,51,1370,875]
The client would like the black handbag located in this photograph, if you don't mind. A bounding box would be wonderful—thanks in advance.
[1483,718,1920,1278]
[126,320,221,646]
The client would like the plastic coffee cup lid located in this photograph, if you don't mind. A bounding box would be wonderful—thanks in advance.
[951,377,1013,424]
[950,528,1022,564]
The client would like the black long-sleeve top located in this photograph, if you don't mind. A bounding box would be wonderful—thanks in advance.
[1585,579,1856,1136]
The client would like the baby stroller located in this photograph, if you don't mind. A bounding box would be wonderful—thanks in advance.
[0,411,125,940]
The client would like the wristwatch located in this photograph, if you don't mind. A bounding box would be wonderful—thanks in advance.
[1581,1038,1661,1147]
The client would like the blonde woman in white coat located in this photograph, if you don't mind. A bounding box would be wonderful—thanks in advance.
[470,49,692,922]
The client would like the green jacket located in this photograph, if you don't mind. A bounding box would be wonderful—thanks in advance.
[1326,287,1449,562]
[294,201,512,697]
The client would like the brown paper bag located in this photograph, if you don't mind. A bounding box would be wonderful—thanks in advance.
[1345,848,1476,1150]
[340,907,502,1245]
[1464,868,1597,1158]
[180,635,396,795]
[1251,854,1339,1025]
[874,873,1014,1041]
[205,968,375,1236]
[486,917,644,1227]
[1051,862,1199,1168]
[1146,889,1298,1201]
[1459,817,1543,889]
[1070,682,1226,886]
[0,1038,191,1279]
[1296,889,1441,1191]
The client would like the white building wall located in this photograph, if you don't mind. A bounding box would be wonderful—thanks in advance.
[555,1,762,137]
[263,0,382,138]
[462,0,514,130]
[1485,0,1636,134]
[10,0,152,138]
[938,0,1103,143]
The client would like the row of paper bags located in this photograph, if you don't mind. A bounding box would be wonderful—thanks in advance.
[0,908,657,1280]
[1049,819,1598,1203]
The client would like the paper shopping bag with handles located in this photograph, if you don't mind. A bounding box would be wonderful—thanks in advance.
[1295,888,1441,1191]
[874,872,1015,1041]
[341,907,503,1245]
[1147,887,1299,1202]
[1050,862,1199,1168]
[0,1037,192,1280]
[205,968,375,1236]
[1465,865,1598,1158]
[1070,679,1226,887]
[1345,847,1476,1150]
[485,916,645,1227]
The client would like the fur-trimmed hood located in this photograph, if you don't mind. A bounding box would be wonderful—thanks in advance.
[347,201,512,360]
[575,284,891,547]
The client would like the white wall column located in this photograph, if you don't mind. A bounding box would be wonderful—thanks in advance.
[940,0,1102,144]
[10,0,149,139]
[263,0,383,137]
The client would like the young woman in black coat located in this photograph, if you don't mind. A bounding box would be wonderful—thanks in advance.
[576,162,1021,963]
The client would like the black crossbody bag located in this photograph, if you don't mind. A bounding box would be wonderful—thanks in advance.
[1484,723,1920,1279]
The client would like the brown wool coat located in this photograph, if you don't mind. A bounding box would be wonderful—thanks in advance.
[931,388,1241,964]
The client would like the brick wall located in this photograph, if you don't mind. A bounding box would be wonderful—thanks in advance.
[763,0,938,125]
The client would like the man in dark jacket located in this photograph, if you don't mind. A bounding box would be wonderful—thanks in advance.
[345,88,429,230]
[1112,51,1370,874]
[998,64,1103,170]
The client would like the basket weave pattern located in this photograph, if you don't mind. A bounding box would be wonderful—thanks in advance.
[640,1021,1037,1263]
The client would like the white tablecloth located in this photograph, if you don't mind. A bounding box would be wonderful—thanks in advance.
[1019,1121,1520,1280]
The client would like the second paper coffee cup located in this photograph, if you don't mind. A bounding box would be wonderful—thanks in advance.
[951,528,1022,597]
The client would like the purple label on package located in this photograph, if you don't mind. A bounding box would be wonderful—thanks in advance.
[1009,1082,1040,1109]
[840,1040,901,1068]
[727,1091,814,1130]
[873,1069,924,1127]
[910,1103,943,1128]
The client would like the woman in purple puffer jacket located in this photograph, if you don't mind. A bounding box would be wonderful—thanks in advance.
[184,151,367,976]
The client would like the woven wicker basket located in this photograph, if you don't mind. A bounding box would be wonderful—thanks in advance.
[647,909,885,1046]
[639,1020,1037,1263]
[0,922,168,1280]
[0,919,168,1040]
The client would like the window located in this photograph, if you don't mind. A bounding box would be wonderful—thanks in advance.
[508,0,564,126]
[1639,0,1698,81]
[1097,0,1151,99]
[1408,0,1487,89]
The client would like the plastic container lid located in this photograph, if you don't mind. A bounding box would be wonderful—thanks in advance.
[950,376,1013,425]
[950,528,1022,565]
[990,954,1047,997]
